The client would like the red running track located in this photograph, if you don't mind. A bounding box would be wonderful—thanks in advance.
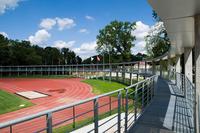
[0,78,119,133]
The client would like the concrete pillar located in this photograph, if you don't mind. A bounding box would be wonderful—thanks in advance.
[109,64,112,82]
[167,56,171,80]
[175,55,181,73]
[138,62,140,73]
[195,14,200,133]
[152,61,156,75]
[122,64,125,83]
[116,71,119,81]
[145,62,147,73]
[130,73,132,85]
[130,64,133,84]
[184,47,193,83]
[18,66,19,77]
[160,60,163,77]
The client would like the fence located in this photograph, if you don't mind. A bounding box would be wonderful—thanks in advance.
[0,75,157,133]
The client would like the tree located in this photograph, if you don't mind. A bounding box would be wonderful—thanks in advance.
[0,33,82,66]
[145,11,170,57]
[96,20,136,62]
[0,34,10,65]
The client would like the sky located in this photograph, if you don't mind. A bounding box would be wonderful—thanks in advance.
[0,0,156,59]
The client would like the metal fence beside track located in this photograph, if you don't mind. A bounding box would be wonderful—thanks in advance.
[0,75,157,133]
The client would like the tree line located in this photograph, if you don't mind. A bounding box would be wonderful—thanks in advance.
[0,35,82,66]
[0,11,170,66]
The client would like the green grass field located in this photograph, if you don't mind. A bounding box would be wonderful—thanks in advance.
[0,90,33,114]
[82,79,127,95]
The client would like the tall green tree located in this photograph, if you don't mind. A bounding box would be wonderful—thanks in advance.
[96,20,136,62]
[0,35,10,65]
[145,11,170,57]
[0,33,82,66]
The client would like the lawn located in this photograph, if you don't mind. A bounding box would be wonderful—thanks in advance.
[0,90,33,114]
[53,79,138,133]
[82,79,127,95]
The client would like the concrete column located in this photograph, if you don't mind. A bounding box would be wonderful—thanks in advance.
[136,74,139,81]
[116,71,119,81]
[167,56,171,80]
[160,60,163,77]
[122,64,125,83]
[152,61,156,75]
[109,64,112,82]
[130,64,133,84]
[184,47,193,82]
[138,62,140,73]
[175,55,181,73]
[195,14,200,133]
[145,62,147,73]
[130,73,132,85]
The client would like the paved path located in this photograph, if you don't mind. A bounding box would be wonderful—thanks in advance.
[129,77,194,133]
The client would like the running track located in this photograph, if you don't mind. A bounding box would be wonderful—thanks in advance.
[0,78,119,133]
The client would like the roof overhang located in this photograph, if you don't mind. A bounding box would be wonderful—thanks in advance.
[148,0,200,55]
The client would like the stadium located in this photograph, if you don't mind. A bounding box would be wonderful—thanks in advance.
[0,0,200,133]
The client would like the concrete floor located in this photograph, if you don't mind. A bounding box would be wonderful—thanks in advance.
[128,77,194,133]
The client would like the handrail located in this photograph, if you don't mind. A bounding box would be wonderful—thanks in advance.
[0,75,157,132]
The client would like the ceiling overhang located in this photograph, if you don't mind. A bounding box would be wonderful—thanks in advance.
[148,0,200,55]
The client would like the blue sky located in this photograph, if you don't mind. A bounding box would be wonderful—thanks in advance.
[0,0,155,59]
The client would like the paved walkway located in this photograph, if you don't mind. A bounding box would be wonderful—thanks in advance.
[129,77,194,133]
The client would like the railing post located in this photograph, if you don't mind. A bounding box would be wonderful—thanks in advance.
[118,91,121,133]
[94,98,99,133]
[150,78,153,100]
[122,64,125,84]
[10,125,12,133]
[134,85,138,122]
[109,64,112,82]
[109,96,112,115]
[73,106,76,128]
[130,64,133,85]
[46,113,52,133]
[124,88,129,133]
[145,61,147,73]
[147,80,150,104]
[142,82,144,111]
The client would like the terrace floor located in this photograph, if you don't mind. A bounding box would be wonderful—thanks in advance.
[129,77,194,133]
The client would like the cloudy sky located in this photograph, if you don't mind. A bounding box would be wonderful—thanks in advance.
[0,0,155,59]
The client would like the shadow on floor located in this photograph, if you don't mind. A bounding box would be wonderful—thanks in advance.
[128,77,194,133]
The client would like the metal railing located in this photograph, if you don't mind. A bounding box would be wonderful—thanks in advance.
[171,72,196,132]
[0,75,157,133]
[0,61,153,78]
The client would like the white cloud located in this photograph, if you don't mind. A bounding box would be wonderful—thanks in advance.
[56,17,76,31]
[132,21,150,41]
[28,29,51,45]
[131,21,151,54]
[53,40,75,49]
[79,28,89,33]
[85,15,94,20]
[132,41,146,54]
[73,41,97,59]
[40,18,56,30]
[0,32,8,38]
[0,0,22,14]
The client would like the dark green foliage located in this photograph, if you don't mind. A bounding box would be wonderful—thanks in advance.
[96,20,136,62]
[0,34,82,66]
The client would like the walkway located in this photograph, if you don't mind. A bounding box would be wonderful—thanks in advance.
[129,77,194,133]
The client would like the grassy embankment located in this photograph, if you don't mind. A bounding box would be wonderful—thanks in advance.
[0,90,33,114]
